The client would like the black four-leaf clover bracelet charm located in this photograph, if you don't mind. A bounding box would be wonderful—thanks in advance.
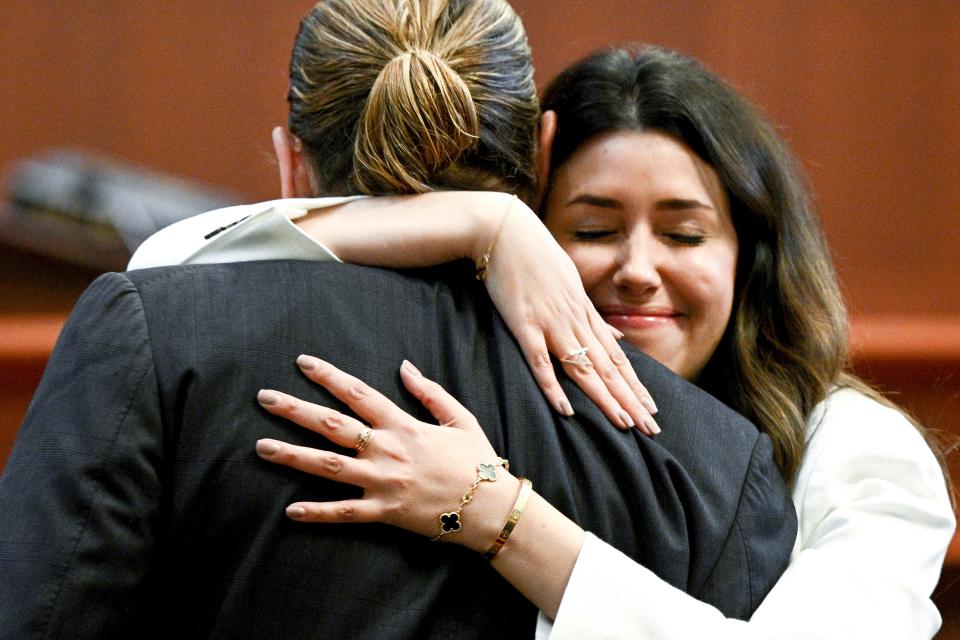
[432,458,509,541]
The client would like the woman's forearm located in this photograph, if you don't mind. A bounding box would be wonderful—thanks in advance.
[486,490,585,619]
[295,191,517,268]
[425,468,585,618]
[295,190,659,432]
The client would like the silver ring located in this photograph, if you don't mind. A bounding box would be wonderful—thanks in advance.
[560,346,590,366]
[355,426,374,453]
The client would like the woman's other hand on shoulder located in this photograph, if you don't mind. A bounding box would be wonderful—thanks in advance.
[473,193,659,434]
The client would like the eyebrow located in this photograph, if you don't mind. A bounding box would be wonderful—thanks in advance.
[655,198,715,212]
[566,194,715,212]
[567,194,622,208]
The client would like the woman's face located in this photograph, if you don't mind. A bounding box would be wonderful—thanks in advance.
[544,130,738,381]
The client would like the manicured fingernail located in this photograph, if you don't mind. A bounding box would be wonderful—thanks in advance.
[559,398,574,416]
[297,354,319,370]
[258,389,280,405]
[286,505,306,518]
[256,439,280,456]
[401,359,422,377]
[607,323,625,340]
[646,416,661,435]
[618,409,635,429]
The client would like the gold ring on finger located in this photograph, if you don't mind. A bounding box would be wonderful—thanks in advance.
[354,426,374,453]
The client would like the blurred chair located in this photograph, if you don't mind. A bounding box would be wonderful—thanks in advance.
[1,150,239,271]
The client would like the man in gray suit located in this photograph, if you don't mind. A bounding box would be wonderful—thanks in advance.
[0,1,795,637]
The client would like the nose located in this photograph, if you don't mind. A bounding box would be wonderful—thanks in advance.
[611,235,662,295]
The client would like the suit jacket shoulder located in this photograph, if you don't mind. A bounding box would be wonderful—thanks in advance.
[0,271,166,637]
[0,261,794,638]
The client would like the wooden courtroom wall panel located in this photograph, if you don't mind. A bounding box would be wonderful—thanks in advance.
[0,1,315,217]
[1,1,956,317]
[513,0,960,317]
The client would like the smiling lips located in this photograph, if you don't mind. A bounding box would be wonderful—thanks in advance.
[599,306,682,329]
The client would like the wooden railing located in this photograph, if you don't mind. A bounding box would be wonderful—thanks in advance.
[0,313,64,465]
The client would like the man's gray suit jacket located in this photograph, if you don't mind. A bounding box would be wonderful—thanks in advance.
[0,260,795,638]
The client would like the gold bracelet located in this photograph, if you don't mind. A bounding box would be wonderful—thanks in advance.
[483,476,533,560]
[432,458,509,542]
[475,195,516,282]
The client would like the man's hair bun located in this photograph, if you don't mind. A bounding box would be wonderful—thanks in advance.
[355,48,479,193]
[287,0,539,201]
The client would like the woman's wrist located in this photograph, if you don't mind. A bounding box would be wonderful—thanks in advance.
[436,468,524,554]
[489,491,585,618]
[467,473,526,554]
[467,192,522,267]
[483,477,534,559]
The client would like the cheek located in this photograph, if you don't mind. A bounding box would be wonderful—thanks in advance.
[684,251,738,325]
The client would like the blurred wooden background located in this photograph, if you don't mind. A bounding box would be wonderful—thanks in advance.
[1,1,958,634]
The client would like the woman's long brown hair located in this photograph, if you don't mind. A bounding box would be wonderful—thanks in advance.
[541,46,951,488]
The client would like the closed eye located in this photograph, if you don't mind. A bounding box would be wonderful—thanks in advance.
[666,233,706,246]
[573,229,617,241]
